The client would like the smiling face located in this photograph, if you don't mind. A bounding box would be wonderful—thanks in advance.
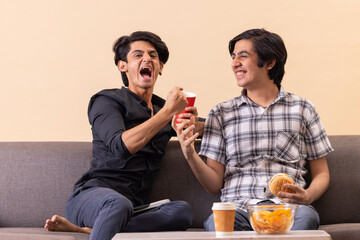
[119,41,163,93]
[231,39,272,90]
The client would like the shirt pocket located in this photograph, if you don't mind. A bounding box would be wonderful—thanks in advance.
[275,131,300,161]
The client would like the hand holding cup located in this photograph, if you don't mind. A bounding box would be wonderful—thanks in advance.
[176,91,196,124]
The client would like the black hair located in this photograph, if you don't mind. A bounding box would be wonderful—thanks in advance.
[229,28,287,88]
[112,31,169,87]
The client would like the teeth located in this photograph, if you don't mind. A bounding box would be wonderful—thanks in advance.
[236,71,244,76]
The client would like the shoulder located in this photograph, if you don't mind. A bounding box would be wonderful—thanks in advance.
[281,91,317,112]
[209,97,239,115]
[91,88,127,102]
[87,88,129,115]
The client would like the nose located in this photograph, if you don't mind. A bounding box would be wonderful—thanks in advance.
[231,58,241,68]
[143,54,152,63]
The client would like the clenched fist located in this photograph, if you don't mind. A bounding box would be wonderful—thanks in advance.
[163,87,188,116]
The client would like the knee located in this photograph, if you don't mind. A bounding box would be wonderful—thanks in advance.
[203,214,215,231]
[167,201,193,230]
[102,194,133,219]
[292,205,320,230]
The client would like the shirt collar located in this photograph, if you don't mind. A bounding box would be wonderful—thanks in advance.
[236,86,289,107]
[122,86,166,108]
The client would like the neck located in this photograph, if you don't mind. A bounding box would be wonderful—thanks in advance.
[128,85,153,108]
[246,84,279,108]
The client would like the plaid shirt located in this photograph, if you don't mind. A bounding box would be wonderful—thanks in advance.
[198,87,334,211]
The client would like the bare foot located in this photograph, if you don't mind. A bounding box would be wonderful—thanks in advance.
[44,215,92,234]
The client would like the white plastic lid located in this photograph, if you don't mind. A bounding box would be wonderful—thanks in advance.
[212,202,236,210]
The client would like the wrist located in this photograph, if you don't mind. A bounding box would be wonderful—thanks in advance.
[158,107,174,121]
[185,148,198,162]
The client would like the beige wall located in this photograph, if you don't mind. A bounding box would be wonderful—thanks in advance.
[1,0,359,141]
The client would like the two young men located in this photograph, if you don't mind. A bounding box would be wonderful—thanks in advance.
[45,29,333,237]
[173,28,333,231]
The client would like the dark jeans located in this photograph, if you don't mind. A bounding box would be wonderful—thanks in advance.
[65,186,192,240]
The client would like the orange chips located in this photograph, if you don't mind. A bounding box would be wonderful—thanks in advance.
[250,205,293,233]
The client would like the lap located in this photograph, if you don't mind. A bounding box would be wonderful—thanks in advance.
[65,186,132,227]
[124,200,192,232]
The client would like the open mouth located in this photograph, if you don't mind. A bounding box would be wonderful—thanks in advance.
[235,69,246,76]
[140,66,152,79]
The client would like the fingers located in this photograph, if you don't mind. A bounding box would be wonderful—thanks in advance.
[174,118,197,142]
[171,115,177,130]
[184,106,198,115]
[190,115,196,125]
[278,184,307,204]
[185,131,199,145]
[181,124,195,137]
[174,86,183,92]
[177,107,198,122]
[172,116,189,135]
[284,183,301,192]
[173,86,185,99]
[180,124,198,145]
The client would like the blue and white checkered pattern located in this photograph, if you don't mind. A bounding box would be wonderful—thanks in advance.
[198,87,334,211]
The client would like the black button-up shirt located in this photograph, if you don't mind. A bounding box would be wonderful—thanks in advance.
[74,87,175,206]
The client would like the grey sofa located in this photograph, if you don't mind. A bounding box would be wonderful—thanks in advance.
[0,136,359,240]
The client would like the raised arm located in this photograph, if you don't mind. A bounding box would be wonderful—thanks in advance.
[122,87,187,154]
[172,117,224,195]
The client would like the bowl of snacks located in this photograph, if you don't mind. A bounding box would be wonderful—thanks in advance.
[247,203,298,234]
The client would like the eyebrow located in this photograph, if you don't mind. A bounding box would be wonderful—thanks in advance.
[131,50,144,54]
[131,49,158,55]
[232,50,250,57]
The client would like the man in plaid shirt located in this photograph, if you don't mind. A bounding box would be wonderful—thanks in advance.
[172,28,333,231]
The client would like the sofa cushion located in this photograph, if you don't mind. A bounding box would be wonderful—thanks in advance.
[0,233,75,240]
[319,223,360,240]
[0,142,92,227]
[312,136,360,225]
[0,228,88,240]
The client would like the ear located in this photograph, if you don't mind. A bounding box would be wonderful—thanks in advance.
[159,62,164,76]
[118,60,127,72]
[266,59,276,70]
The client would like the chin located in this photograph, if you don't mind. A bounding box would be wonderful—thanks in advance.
[236,81,246,88]
[141,82,155,89]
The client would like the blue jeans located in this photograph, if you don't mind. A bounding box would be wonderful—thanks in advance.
[203,204,320,231]
[65,187,192,240]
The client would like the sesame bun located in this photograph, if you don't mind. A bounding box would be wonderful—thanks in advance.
[269,173,295,197]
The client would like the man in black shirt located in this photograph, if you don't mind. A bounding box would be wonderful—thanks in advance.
[44,31,202,240]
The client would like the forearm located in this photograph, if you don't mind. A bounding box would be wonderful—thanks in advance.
[305,156,330,204]
[185,153,223,195]
[122,108,172,154]
[306,171,330,204]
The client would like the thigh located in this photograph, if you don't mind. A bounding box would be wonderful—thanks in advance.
[65,186,132,228]
[234,209,252,231]
[291,205,320,230]
[124,200,192,232]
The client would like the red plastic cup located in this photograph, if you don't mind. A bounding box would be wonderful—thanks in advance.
[176,91,196,124]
